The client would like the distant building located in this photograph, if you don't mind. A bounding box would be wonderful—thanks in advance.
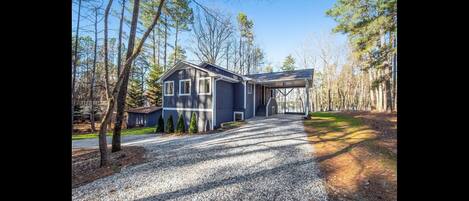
[126,106,162,128]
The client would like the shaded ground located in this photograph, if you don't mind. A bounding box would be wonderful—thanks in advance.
[72,146,146,188]
[304,111,397,201]
[72,115,328,201]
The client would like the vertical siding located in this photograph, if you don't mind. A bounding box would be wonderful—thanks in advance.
[163,68,212,109]
[145,110,161,127]
[164,110,212,132]
[245,83,254,119]
[233,82,245,111]
[127,113,136,128]
[216,80,234,127]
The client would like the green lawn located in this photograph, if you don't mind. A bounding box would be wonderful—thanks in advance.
[72,127,155,140]
[220,121,246,129]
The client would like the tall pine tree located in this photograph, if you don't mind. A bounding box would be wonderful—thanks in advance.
[281,54,295,71]
[146,63,163,106]
[127,76,145,108]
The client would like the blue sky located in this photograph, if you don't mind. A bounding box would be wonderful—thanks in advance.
[74,0,347,70]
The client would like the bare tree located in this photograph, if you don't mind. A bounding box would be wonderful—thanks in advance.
[103,0,114,100]
[97,0,165,165]
[90,6,102,132]
[72,0,83,116]
[191,10,233,65]
[112,0,142,153]
[117,0,126,76]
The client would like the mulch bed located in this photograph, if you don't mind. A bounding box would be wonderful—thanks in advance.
[72,146,146,188]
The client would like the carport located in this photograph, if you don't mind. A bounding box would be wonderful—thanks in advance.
[246,69,314,117]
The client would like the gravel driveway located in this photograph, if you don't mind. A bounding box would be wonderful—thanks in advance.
[72,114,328,201]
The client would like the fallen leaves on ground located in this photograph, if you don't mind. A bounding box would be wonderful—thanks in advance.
[72,146,146,188]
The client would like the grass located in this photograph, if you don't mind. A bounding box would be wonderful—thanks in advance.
[72,127,155,140]
[304,111,397,201]
[220,121,246,130]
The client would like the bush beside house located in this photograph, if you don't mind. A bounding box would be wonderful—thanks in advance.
[189,112,198,134]
[166,115,174,133]
[176,114,186,133]
[155,115,164,133]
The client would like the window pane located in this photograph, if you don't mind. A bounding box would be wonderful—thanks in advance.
[184,81,190,93]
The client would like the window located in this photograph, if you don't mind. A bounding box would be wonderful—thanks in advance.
[198,77,211,95]
[179,79,191,96]
[234,112,244,121]
[247,84,253,94]
[164,81,174,96]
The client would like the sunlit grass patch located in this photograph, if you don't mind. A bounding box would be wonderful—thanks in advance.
[72,127,155,140]
[303,111,397,201]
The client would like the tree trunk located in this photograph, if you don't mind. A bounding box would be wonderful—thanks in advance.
[112,0,141,153]
[98,0,165,165]
[328,89,332,111]
[104,0,114,100]
[152,28,157,66]
[226,43,229,70]
[117,0,126,76]
[89,10,99,132]
[174,20,179,64]
[72,0,82,116]
[385,65,392,112]
[163,15,168,71]
[157,25,160,67]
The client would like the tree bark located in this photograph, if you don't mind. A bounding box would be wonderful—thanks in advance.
[104,0,114,100]
[174,20,179,64]
[152,28,157,65]
[90,9,99,132]
[112,0,141,153]
[117,0,126,76]
[163,15,168,71]
[99,0,165,165]
[72,0,82,117]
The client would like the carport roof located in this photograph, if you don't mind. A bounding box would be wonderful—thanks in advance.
[247,69,314,88]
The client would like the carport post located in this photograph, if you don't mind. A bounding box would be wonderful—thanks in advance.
[305,79,310,116]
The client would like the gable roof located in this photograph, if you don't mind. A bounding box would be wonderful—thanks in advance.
[246,69,314,83]
[157,60,242,83]
[199,62,251,81]
[127,106,162,114]
[157,61,217,83]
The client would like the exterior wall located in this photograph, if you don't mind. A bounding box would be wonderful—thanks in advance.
[145,110,161,127]
[216,80,234,127]
[163,110,212,132]
[126,110,161,128]
[245,82,254,119]
[233,82,245,111]
[163,68,212,109]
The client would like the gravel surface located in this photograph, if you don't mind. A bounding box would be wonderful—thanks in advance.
[72,114,328,201]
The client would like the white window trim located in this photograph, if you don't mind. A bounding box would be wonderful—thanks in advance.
[164,81,174,96]
[197,77,212,95]
[247,83,253,94]
[233,111,244,121]
[178,79,191,96]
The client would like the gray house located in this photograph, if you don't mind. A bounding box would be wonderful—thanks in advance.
[157,61,313,131]
[126,106,162,128]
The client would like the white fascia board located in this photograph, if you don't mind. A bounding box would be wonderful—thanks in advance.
[157,61,216,83]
